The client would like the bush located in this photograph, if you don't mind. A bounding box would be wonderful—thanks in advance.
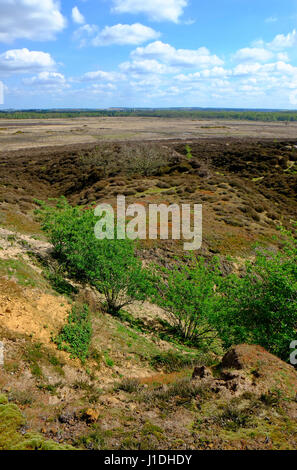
[150,350,208,372]
[115,378,141,393]
[36,198,149,314]
[150,257,220,347]
[123,143,170,176]
[45,268,78,296]
[79,143,170,178]
[55,304,92,362]
[213,226,297,361]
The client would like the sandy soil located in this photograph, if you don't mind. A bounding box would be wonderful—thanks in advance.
[1,117,297,151]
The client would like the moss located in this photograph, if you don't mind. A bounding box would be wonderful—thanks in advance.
[0,397,75,450]
[0,394,8,405]
[13,434,74,450]
[142,421,164,440]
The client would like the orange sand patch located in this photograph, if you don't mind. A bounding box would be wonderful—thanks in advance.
[0,278,69,347]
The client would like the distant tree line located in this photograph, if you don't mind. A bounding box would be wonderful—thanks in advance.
[1,109,297,121]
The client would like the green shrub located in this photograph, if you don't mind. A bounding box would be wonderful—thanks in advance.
[150,257,220,347]
[213,225,297,361]
[185,144,193,160]
[55,304,92,362]
[115,378,141,393]
[36,198,149,314]
[150,350,206,372]
[104,351,114,367]
[46,269,78,296]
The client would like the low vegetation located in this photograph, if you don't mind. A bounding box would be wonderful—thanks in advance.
[36,198,149,315]
[36,198,296,364]
[150,257,220,349]
[54,304,92,362]
[213,225,297,361]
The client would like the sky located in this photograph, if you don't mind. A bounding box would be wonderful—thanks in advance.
[1,0,297,109]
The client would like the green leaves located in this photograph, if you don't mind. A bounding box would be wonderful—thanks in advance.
[55,304,92,363]
[150,256,221,348]
[37,198,149,314]
[214,225,297,361]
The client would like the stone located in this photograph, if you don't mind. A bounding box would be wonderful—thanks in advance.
[84,408,99,423]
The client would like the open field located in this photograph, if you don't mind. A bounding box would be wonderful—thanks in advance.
[1,117,297,151]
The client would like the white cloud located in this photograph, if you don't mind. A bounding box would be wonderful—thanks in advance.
[175,67,230,81]
[92,23,160,46]
[0,48,55,74]
[111,0,188,23]
[72,6,85,25]
[233,63,263,77]
[268,29,297,50]
[233,47,273,63]
[275,52,289,62]
[131,41,223,68]
[23,71,66,86]
[73,24,99,47]
[80,70,123,82]
[233,61,297,78]
[119,59,176,74]
[0,0,66,43]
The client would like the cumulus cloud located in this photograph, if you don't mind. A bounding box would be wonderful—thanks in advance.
[119,59,176,74]
[0,0,66,43]
[72,6,85,25]
[233,47,274,63]
[111,0,188,23]
[80,70,123,82]
[92,23,160,46]
[0,48,55,74]
[268,29,297,50]
[23,71,66,86]
[131,41,223,68]
[73,24,99,47]
[175,67,230,81]
[233,61,297,78]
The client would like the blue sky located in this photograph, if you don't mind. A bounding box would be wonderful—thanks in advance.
[1,0,297,109]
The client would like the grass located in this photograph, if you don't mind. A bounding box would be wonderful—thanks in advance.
[150,350,211,373]
[24,342,65,378]
[104,351,114,368]
[0,394,74,450]
[92,314,161,366]
[137,378,210,405]
[0,258,46,288]
[115,378,141,393]
[0,208,41,235]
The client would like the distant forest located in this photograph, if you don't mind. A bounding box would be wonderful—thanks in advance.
[1,108,297,121]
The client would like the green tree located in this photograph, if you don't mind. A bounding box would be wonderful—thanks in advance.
[214,226,297,361]
[37,198,148,315]
[150,256,220,348]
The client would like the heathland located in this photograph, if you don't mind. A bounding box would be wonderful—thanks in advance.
[0,115,296,450]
